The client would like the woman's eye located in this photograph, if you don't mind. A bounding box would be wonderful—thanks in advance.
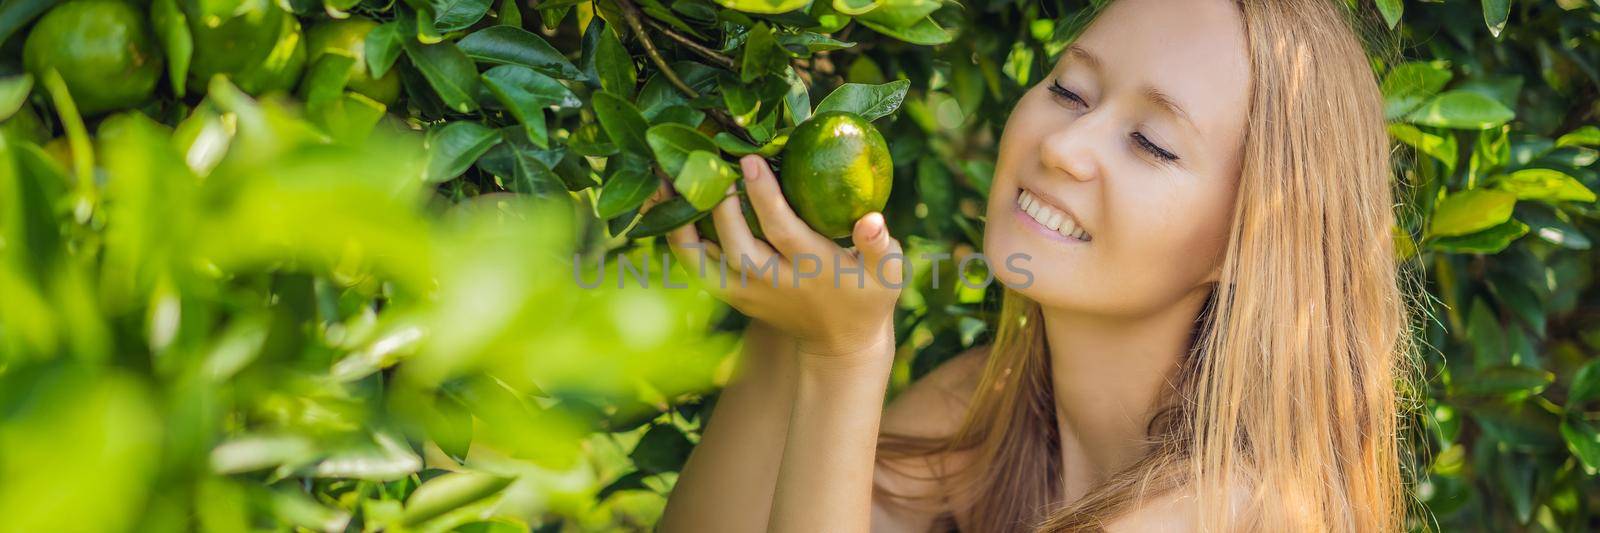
[1132,132,1180,162]
[1046,81,1178,164]
[1043,80,1081,105]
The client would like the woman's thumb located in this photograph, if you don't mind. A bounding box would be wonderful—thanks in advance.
[852,212,904,288]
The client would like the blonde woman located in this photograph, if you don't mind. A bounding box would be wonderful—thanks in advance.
[655,0,1415,530]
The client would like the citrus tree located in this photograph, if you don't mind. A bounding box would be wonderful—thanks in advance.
[0,0,1595,529]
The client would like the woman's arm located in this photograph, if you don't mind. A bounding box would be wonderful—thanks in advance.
[657,320,798,533]
[654,154,904,532]
[767,328,897,533]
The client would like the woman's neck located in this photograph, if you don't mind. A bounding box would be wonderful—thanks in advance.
[1039,287,1211,503]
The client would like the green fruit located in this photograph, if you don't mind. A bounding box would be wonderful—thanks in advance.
[187,0,306,95]
[22,0,162,115]
[778,111,893,239]
[305,17,401,105]
[1,104,50,146]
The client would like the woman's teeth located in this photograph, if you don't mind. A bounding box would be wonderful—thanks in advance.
[1018,189,1091,241]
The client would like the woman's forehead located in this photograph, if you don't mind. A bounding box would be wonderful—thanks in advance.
[1070,0,1251,138]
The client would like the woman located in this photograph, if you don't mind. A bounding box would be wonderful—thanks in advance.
[655,0,1416,530]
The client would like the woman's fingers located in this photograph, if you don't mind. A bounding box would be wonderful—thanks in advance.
[711,184,783,287]
[738,155,833,259]
[851,212,905,288]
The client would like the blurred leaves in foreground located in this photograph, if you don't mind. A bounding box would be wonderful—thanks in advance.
[0,77,731,530]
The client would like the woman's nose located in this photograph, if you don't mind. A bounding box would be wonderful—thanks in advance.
[1038,111,1108,183]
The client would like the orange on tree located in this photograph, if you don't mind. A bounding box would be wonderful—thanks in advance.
[305,17,401,105]
[777,111,892,239]
[22,0,162,115]
[186,0,306,95]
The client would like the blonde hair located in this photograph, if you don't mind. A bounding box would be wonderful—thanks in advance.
[876,0,1421,530]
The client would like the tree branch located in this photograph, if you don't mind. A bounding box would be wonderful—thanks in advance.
[645,18,736,70]
[614,0,758,145]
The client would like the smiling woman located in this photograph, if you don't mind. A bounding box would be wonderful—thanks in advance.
[658,0,1415,531]
[877,0,1414,530]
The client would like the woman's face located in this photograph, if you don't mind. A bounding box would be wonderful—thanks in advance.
[984,0,1252,318]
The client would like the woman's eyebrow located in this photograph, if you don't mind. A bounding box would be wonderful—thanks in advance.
[1144,87,1199,134]
[1067,44,1199,135]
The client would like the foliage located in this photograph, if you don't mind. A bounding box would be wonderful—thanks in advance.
[0,0,1593,530]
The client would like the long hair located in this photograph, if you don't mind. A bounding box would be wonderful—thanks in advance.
[875,0,1420,530]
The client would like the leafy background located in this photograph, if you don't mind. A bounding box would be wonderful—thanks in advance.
[0,0,1595,530]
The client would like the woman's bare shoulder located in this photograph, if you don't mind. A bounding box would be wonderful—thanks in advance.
[871,345,990,532]
[881,344,990,438]
[1102,479,1256,533]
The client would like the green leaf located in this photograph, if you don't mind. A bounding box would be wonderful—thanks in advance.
[402,40,482,113]
[714,0,809,15]
[1490,168,1597,203]
[857,0,942,29]
[0,74,32,122]
[628,196,708,238]
[457,26,585,80]
[1455,76,1522,111]
[1374,0,1402,29]
[425,122,502,183]
[497,0,520,26]
[1456,366,1553,398]
[480,65,580,108]
[1380,61,1451,120]
[649,105,704,127]
[1429,219,1528,254]
[1388,123,1457,173]
[310,92,388,145]
[741,24,790,84]
[151,0,192,97]
[592,91,651,155]
[430,0,492,32]
[720,77,761,127]
[1481,0,1508,37]
[815,79,911,122]
[630,423,695,473]
[595,25,637,97]
[401,472,513,526]
[597,155,656,219]
[674,151,739,210]
[775,32,855,56]
[1555,126,1600,148]
[597,470,651,501]
[300,53,356,107]
[1428,188,1516,237]
[365,22,404,79]
[1404,90,1514,130]
[1518,205,1590,250]
[406,2,445,44]
[858,15,952,45]
[833,0,877,15]
[713,132,760,156]
[568,122,617,157]
[481,65,578,147]
[782,66,811,125]
[1570,360,1600,406]
[1561,420,1600,475]
[646,123,718,176]
[0,0,57,45]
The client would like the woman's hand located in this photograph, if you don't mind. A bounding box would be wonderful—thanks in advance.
[657,155,904,362]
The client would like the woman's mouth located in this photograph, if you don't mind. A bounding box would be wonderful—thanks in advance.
[1016,188,1092,243]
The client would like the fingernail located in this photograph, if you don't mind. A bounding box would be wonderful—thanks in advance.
[867,213,886,236]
